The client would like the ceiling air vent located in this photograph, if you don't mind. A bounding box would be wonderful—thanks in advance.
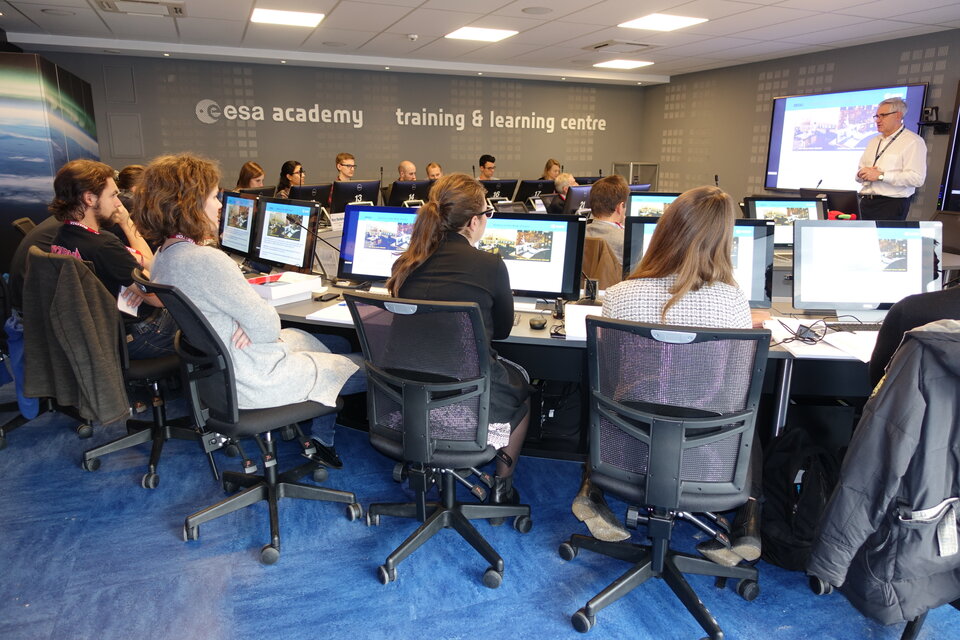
[583,40,653,54]
[97,1,186,18]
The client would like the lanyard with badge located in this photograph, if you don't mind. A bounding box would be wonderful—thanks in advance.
[874,127,905,165]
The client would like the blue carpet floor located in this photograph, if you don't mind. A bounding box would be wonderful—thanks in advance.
[1,392,957,640]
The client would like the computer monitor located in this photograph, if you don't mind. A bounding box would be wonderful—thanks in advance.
[513,179,555,203]
[628,183,652,193]
[479,179,518,202]
[528,196,548,213]
[336,204,418,283]
[386,180,433,207]
[573,176,601,185]
[743,196,827,246]
[330,180,381,213]
[289,183,332,204]
[219,191,258,259]
[251,196,322,273]
[799,188,860,217]
[622,217,775,307]
[239,186,276,198]
[793,220,942,319]
[476,212,585,301]
[562,185,592,215]
[627,192,680,217]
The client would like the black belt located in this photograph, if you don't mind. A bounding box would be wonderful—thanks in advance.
[859,194,905,200]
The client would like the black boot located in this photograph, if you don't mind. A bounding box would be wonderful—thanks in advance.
[489,475,519,526]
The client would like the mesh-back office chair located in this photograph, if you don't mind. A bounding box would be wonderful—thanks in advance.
[138,272,359,564]
[344,292,532,588]
[23,248,214,487]
[0,275,27,450]
[560,317,769,639]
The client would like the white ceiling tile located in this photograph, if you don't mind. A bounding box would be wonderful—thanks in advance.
[386,8,485,38]
[321,2,413,31]
[12,3,111,37]
[515,21,607,46]
[492,0,598,21]
[681,6,820,37]
[773,0,871,10]
[888,5,960,24]
[421,0,511,11]
[734,13,865,41]
[175,17,246,46]
[7,0,91,6]
[654,36,761,57]
[300,28,382,51]
[98,13,178,41]
[408,37,487,60]
[175,0,260,21]
[781,18,932,45]
[834,0,960,20]
[0,1,40,31]
[241,22,314,49]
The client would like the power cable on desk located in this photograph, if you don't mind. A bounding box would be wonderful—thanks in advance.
[770,318,827,347]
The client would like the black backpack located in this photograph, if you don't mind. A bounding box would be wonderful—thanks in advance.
[760,427,842,571]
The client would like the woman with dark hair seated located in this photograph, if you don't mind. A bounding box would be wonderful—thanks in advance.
[387,173,531,512]
[274,160,304,199]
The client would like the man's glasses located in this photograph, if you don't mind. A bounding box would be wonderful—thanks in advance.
[872,111,897,120]
[478,207,495,218]
[340,163,356,169]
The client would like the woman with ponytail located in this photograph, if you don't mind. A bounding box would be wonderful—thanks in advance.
[388,173,531,513]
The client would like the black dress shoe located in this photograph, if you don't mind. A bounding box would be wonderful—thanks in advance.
[303,438,343,469]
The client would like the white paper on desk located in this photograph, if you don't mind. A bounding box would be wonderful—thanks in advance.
[821,330,878,363]
[117,286,140,317]
[305,302,354,325]
[764,317,850,359]
[562,305,601,341]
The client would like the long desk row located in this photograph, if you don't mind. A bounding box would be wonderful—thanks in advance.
[277,292,872,459]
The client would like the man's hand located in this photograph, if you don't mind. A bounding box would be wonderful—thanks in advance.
[857,165,883,182]
[232,324,251,349]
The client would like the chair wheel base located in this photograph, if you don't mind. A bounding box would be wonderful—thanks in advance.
[345,503,362,521]
[558,541,578,561]
[313,466,329,483]
[141,472,159,489]
[377,565,396,584]
[736,578,760,601]
[513,514,533,533]
[76,424,94,439]
[809,575,833,595]
[182,524,199,541]
[572,608,595,633]
[366,511,380,527]
[260,544,280,565]
[482,567,502,589]
[81,457,100,472]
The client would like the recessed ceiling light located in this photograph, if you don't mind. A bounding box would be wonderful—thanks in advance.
[593,59,653,70]
[251,8,324,28]
[561,77,566,80]
[521,7,552,15]
[446,27,517,43]
[162,53,171,57]
[385,66,390,70]
[280,60,287,64]
[618,14,707,31]
[477,72,483,75]
[41,8,76,16]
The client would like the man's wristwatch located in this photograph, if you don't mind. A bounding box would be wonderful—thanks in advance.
[878,173,885,181]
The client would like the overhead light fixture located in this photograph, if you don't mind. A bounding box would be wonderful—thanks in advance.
[594,59,653,70]
[162,53,170,57]
[251,8,324,28]
[280,60,287,64]
[618,13,707,31]
[445,27,517,43]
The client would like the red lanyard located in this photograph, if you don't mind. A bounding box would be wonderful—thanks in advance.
[65,220,99,234]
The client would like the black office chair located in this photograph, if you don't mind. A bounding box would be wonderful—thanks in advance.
[138,272,359,564]
[0,275,28,450]
[560,317,769,639]
[344,292,532,588]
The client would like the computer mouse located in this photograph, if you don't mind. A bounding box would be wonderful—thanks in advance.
[529,316,547,330]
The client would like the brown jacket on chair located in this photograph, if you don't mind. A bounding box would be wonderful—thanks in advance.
[22,246,129,425]
[581,236,623,291]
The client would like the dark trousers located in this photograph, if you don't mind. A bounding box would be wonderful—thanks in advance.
[858,195,910,221]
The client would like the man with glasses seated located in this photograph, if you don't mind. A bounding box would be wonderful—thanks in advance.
[855,97,926,221]
[335,152,357,182]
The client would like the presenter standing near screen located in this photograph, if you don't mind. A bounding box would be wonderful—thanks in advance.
[856,97,926,220]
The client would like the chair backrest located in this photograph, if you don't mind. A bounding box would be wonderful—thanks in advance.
[586,317,769,511]
[343,292,492,464]
[12,217,36,238]
[132,268,239,426]
[581,236,623,290]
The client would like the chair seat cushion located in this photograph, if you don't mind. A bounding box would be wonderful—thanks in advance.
[207,399,341,439]
[592,467,751,514]
[125,354,180,382]
[370,431,496,469]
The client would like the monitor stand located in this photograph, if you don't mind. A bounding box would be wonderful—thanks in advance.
[834,309,887,323]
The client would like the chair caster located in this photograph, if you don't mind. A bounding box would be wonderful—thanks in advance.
[141,472,159,489]
[345,503,363,521]
[260,544,280,565]
[76,424,94,439]
[377,565,396,584]
[558,541,578,561]
[182,524,199,541]
[280,425,296,441]
[513,515,533,533]
[223,478,238,493]
[392,463,407,483]
[482,567,502,589]
[223,442,240,457]
[736,578,760,601]
[81,457,101,472]
[571,608,595,633]
[366,511,380,527]
[313,466,329,483]
[809,574,833,595]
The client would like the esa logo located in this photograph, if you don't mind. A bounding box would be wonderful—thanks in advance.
[195,99,263,124]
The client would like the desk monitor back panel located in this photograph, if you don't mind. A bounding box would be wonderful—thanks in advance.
[799,188,860,217]
[289,183,332,204]
[743,196,826,246]
[628,192,680,217]
[479,179,518,202]
[386,180,433,207]
[477,212,585,301]
[513,179,555,203]
[573,176,601,185]
[239,186,277,198]
[629,183,652,193]
[793,220,942,319]
[932,210,960,254]
[562,185,592,215]
[251,196,321,273]
[219,191,259,259]
[623,217,775,307]
[337,204,418,283]
[330,180,381,213]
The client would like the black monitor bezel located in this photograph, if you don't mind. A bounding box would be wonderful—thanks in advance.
[386,180,434,207]
[336,204,419,283]
[628,183,652,193]
[479,179,518,201]
[289,183,333,204]
[238,186,276,197]
[627,192,681,217]
[513,179,556,203]
[218,190,259,259]
[798,188,860,217]
[250,196,321,273]
[743,195,827,247]
[573,176,601,185]
[330,180,381,213]
[562,185,593,215]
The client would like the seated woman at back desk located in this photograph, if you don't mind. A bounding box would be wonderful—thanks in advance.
[574,185,764,567]
[135,153,364,468]
[235,161,265,190]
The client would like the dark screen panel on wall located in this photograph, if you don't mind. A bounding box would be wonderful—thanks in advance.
[938,80,960,211]
[764,84,927,192]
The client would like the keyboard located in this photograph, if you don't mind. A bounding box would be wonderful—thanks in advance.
[825,322,883,333]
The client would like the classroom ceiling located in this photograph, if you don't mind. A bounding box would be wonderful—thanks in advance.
[1,0,958,86]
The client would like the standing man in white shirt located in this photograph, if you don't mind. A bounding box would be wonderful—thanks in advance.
[856,97,927,220]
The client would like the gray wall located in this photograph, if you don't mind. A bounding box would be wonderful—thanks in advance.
[39,52,645,187]
[637,29,960,219]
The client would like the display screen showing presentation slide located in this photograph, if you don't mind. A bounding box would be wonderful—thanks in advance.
[765,84,926,191]
[476,213,585,300]
[623,218,774,307]
[337,205,418,282]
[219,191,257,258]
[628,192,680,217]
[793,220,942,312]
[744,197,826,246]
[252,197,320,272]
